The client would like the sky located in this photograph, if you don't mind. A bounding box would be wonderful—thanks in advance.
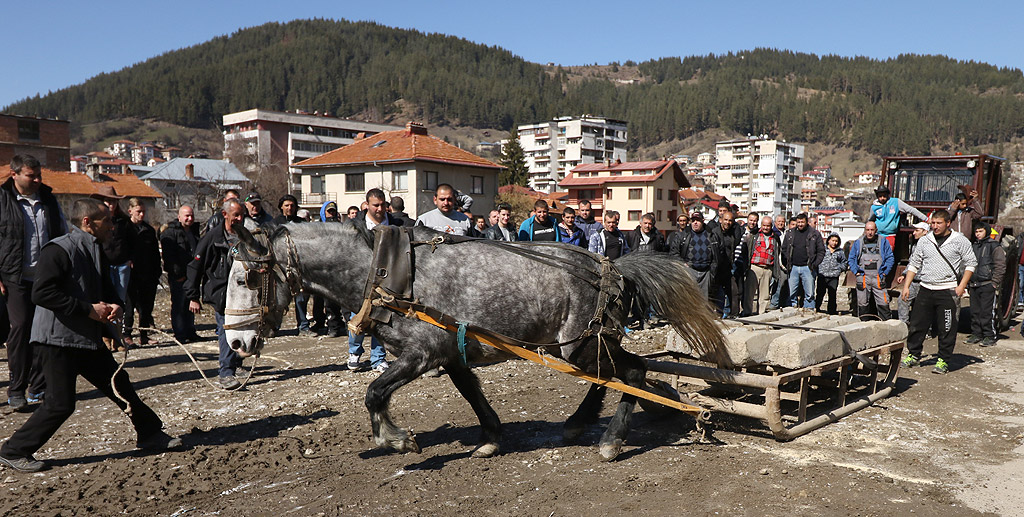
[4,0,1024,108]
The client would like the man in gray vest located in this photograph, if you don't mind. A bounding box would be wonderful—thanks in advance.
[0,199,181,473]
[848,221,894,320]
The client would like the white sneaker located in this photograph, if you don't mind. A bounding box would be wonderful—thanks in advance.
[348,354,362,370]
[372,361,389,373]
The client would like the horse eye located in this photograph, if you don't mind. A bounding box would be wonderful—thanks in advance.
[237,278,246,286]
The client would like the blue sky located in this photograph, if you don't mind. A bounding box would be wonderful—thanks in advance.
[3,0,1023,108]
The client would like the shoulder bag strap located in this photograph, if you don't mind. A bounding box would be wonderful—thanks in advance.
[930,237,962,283]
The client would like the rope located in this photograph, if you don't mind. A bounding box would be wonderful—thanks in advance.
[111,326,259,398]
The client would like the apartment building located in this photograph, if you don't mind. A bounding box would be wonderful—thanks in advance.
[713,137,804,217]
[222,108,401,196]
[518,116,627,193]
[558,159,689,227]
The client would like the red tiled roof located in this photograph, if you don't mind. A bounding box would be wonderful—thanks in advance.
[294,126,499,169]
[87,151,114,159]
[559,160,689,187]
[41,169,163,199]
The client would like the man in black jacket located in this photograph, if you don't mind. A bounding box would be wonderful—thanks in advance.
[0,154,67,411]
[161,205,200,343]
[388,196,415,227]
[0,198,180,473]
[202,189,240,236]
[186,198,247,389]
[626,212,666,252]
[670,211,720,301]
[713,210,746,317]
[967,221,1006,347]
[782,213,825,309]
[272,195,314,336]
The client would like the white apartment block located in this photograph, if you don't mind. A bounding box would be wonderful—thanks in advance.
[518,115,627,193]
[222,109,401,196]
[714,137,804,217]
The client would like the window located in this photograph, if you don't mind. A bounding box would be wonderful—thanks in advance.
[471,176,484,195]
[668,210,677,222]
[579,189,594,200]
[606,188,613,199]
[670,191,677,206]
[392,171,408,191]
[17,120,40,141]
[656,210,662,222]
[345,173,364,192]
[292,141,342,153]
[628,210,641,221]
[656,189,663,201]
[628,188,642,200]
[425,171,438,191]
[311,175,324,194]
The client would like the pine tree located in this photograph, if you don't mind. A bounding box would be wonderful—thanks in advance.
[498,130,528,186]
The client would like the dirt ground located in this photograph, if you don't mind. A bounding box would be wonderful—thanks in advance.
[2,288,1023,516]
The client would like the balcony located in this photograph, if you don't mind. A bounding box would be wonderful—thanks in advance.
[302,192,337,205]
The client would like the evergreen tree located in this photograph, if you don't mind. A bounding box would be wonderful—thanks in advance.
[498,131,528,187]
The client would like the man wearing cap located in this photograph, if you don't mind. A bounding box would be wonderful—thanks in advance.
[244,192,273,227]
[91,185,134,343]
[0,154,67,411]
[896,221,931,323]
[869,185,927,250]
[670,211,720,301]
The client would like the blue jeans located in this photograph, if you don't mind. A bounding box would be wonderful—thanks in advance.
[788,266,816,309]
[1018,265,1024,304]
[109,262,131,307]
[348,313,386,366]
[215,311,242,377]
[169,279,196,340]
[294,293,310,331]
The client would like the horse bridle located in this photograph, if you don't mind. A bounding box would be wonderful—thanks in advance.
[223,228,303,340]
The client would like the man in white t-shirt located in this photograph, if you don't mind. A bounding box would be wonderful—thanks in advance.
[415,183,471,235]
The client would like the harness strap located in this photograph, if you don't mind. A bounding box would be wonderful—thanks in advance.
[456,322,469,366]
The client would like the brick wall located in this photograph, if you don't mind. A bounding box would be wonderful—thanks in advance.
[0,115,71,170]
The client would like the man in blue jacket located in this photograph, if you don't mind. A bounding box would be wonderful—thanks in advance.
[558,206,587,247]
[868,185,927,251]
[848,221,895,320]
[518,200,564,242]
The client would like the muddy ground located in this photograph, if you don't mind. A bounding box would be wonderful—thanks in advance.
[2,288,1023,516]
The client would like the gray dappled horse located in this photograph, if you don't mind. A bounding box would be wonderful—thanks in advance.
[224,221,725,461]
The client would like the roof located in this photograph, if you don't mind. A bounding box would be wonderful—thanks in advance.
[293,125,500,170]
[678,188,724,201]
[559,160,688,188]
[41,169,163,198]
[141,157,249,184]
[87,151,114,159]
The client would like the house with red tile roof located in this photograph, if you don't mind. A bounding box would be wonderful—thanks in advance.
[40,167,165,223]
[293,122,501,218]
[558,159,689,227]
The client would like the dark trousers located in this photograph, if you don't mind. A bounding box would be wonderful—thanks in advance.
[969,283,998,339]
[168,279,195,340]
[1,344,162,458]
[721,272,750,317]
[5,280,45,398]
[214,311,242,377]
[907,287,959,362]
[126,276,158,338]
[816,275,840,315]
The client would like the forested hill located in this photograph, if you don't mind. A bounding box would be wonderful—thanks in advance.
[6,18,1024,156]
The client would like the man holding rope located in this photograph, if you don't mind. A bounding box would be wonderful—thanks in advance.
[0,198,182,473]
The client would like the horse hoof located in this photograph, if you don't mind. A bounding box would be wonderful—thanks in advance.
[471,443,500,458]
[598,440,623,462]
[396,435,421,454]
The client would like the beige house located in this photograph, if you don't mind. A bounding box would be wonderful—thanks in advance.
[559,159,690,229]
[293,123,501,218]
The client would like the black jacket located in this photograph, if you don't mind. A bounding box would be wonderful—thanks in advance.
[669,227,720,271]
[273,214,305,225]
[30,227,121,350]
[782,226,825,271]
[971,237,1006,287]
[0,178,66,284]
[161,220,199,281]
[626,225,667,252]
[101,210,134,265]
[129,219,162,284]
[185,227,235,313]
[389,210,415,228]
[484,224,518,241]
[712,223,743,276]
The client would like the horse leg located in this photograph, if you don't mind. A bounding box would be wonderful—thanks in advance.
[365,351,430,454]
[571,340,647,461]
[563,384,607,443]
[445,362,502,458]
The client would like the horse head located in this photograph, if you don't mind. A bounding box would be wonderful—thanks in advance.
[224,222,294,357]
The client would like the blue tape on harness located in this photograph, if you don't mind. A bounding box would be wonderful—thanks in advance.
[457,322,469,367]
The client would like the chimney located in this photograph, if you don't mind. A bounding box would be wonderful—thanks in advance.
[185,163,194,179]
[405,121,428,136]
[85,163,99,181]
[121,164,129,175]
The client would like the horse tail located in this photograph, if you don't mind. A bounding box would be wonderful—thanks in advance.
[614,252,729,366]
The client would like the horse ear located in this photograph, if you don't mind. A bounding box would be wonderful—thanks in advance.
[234,222,268,255]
